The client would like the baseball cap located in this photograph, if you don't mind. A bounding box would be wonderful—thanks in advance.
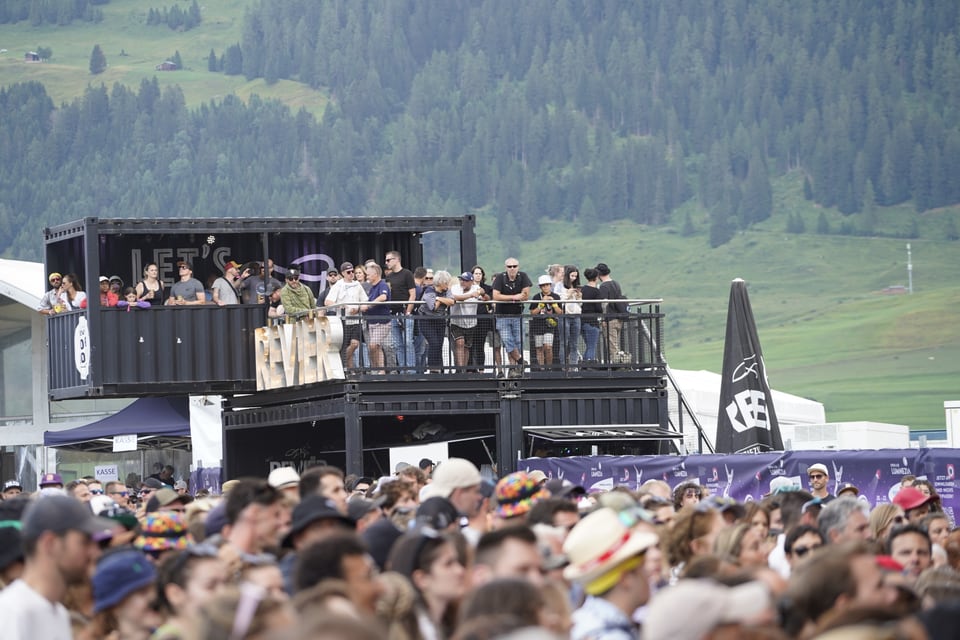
[347,496,383,522]
[3,479,22,491]
[807,463,829,476]
[268,466,300,490]
[39,472,63,487]
[153,488,193,508]
[421,458,482,499]
[459,271,474,281]
[340,261,354,273]
[109,275,123,284]
[537,274,552,286]
[48,272,62,282]
[93,549,157,613]
[141,477,165,490]
[418,458,434,470]
[415,497,461,530]
[643,579,772,640]
[893,486,933,511]
[286,267,300,280]
[837,482,860,497]
[284,495,354,547]
[544,478,586,500]
[224,260,242,272]
[21,495,116,542]
[99,276,109,283]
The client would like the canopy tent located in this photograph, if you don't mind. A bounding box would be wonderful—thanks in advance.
[44,396,191,452]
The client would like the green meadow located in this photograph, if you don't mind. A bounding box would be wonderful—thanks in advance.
[0,0,329,116]
[476,173,960,434]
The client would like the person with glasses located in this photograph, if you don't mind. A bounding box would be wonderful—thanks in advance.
[383,250,417,373]
[806,463,835,503]
[324,261,366,368]
[892,485,936,525]
[38,272,64,315]
[279,266,316,315]
[783,524,826,571]
[869,503,906,542]
[166,260,205,306]
[105,481,133,509]
[492,258,532,377]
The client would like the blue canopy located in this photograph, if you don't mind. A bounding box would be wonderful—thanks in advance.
[44,397,190,448]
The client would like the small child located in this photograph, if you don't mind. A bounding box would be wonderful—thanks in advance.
[117,287,151,311]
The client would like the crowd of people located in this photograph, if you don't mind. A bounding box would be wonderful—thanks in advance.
[38,253,640,375]
[1,460,959,640]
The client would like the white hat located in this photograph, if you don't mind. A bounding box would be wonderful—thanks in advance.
[767,476,800,495]
[807,463,829,476]
[643,579,772,640]
[421,458,481,499]
[562,507,658,588]
[268,466,300,490]
[537,274,552,286]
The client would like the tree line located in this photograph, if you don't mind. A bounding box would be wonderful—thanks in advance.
[1,0,959,261]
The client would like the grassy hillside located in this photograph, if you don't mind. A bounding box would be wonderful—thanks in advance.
[475,173,960,434]
[0,0,329,115]
[3,1,958,435]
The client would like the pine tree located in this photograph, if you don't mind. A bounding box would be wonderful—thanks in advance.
[816,212,830,235]
[89,44,106,75]
[208,49,218,72]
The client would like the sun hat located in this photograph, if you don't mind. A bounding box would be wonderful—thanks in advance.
[537,274,552,286]
[133,511,194,552]
[493,471,550,519]
[643,579,772,640]
[93,549,157,613]
[562,507,658,592]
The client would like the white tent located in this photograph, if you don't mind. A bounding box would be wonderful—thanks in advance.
[669,369,826,453]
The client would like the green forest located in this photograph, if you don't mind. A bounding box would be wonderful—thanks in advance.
[1,0,960,260]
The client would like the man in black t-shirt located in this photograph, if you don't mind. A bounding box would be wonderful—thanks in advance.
[384,250,417,373]
[596,263,628,363]
[492,257,532,375]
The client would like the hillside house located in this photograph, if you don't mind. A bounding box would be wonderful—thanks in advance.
[24,52,40,62]
[155,60,177,71]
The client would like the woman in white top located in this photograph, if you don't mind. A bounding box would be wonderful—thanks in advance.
[58,273,87,310]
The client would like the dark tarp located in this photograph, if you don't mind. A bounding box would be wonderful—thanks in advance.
[44,396,190,449]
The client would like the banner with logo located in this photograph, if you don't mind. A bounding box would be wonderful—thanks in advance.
[715,279,783,453]
[521,448,958,524]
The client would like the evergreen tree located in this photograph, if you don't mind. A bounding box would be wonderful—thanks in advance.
[172,50,183,70]
[208,49,218,72]
[89,44,106,75]
[816,212,830,235]
[223,44,243,76]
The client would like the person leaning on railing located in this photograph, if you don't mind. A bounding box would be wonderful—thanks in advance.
[278,267,316,314]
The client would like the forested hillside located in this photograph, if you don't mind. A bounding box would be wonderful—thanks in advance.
[1,0,959,260]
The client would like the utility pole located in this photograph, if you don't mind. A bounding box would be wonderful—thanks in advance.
[907,243,913,294]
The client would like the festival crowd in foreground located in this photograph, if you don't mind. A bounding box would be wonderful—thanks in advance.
[1,460,958,640]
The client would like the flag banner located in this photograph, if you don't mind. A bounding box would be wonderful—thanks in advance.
[716,278,783,453]
[521,449,957,525]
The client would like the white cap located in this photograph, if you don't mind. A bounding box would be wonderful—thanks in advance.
[268,466,300,489]
[538,274,552,286]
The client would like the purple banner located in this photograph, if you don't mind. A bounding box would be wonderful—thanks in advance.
[521,449,958,524]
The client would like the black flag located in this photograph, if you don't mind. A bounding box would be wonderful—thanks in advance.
[715,278,783,454]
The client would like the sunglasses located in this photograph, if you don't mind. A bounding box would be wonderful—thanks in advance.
[109,490,130,497]
[287,276,299,281]
[506,264,519,268]
[90,489,104,495]
[343,270,353,274]
[809,474,826,480]
[179,266,190,270]
[792,544,821,558]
